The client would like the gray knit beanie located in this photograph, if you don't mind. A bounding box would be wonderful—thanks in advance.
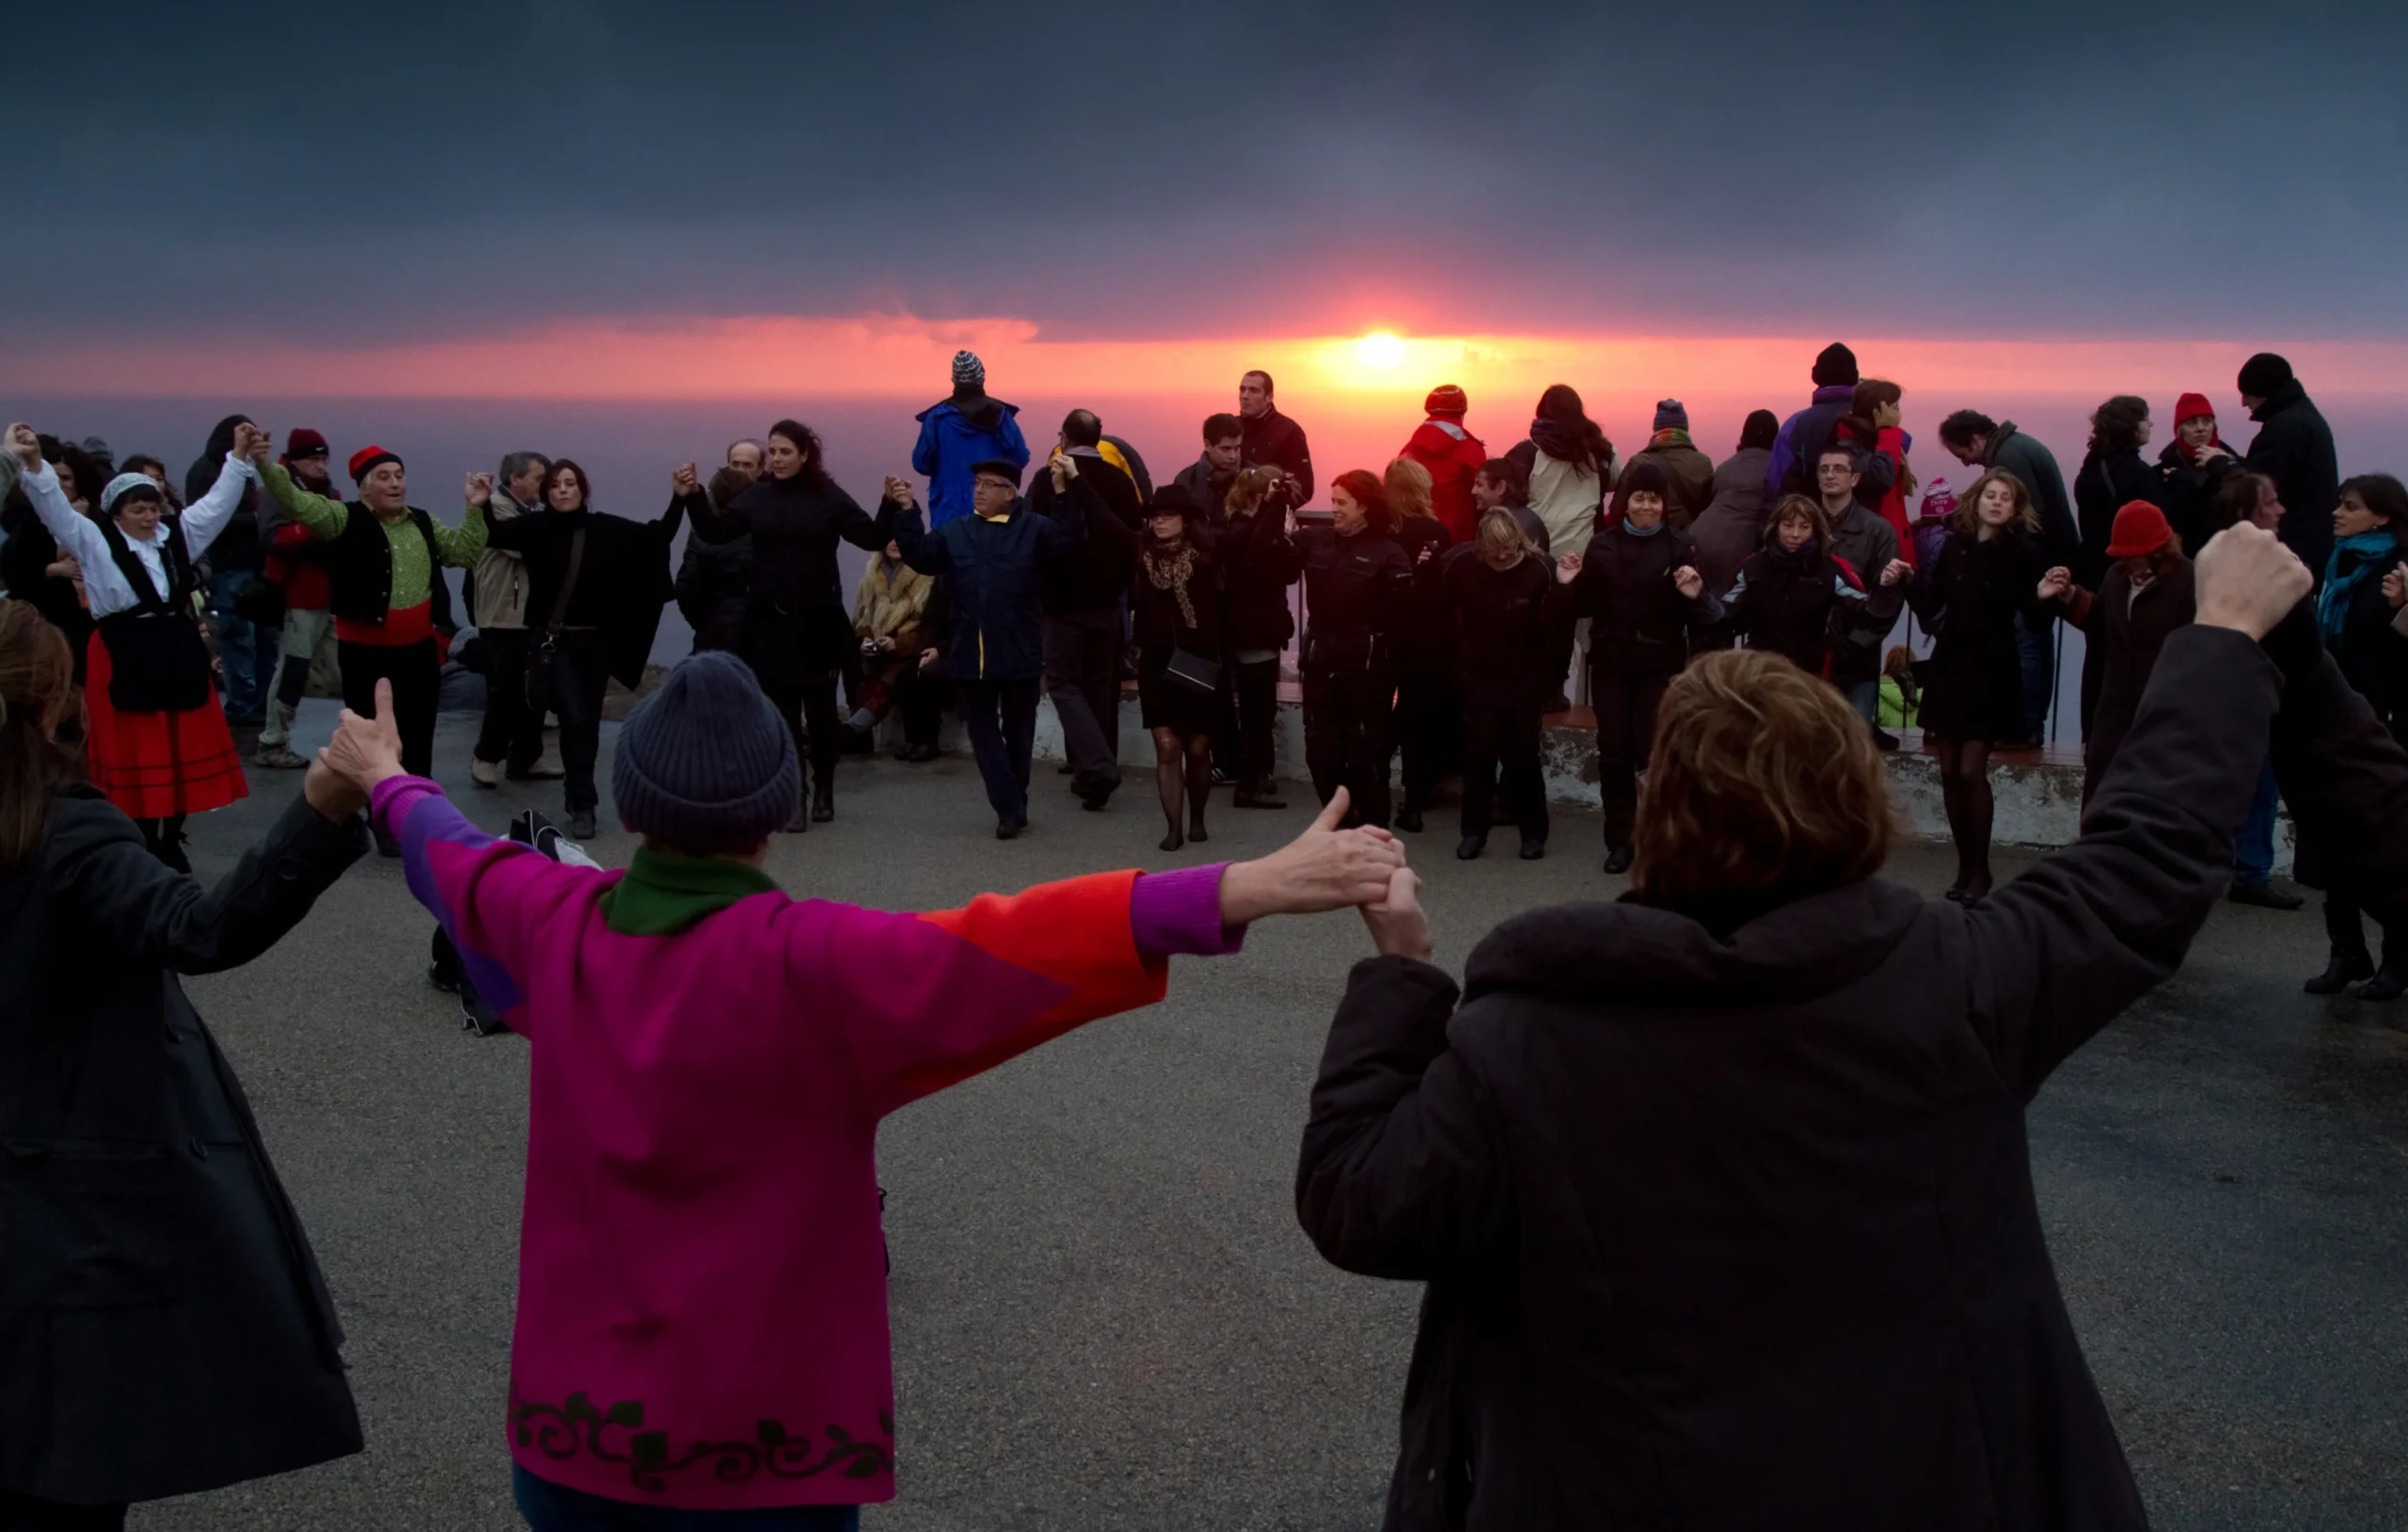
[952,349,985,389]
[611,652,799,852]
[1652,398,1689,433]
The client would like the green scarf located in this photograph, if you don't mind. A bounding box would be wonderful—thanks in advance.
[599,845,780,935]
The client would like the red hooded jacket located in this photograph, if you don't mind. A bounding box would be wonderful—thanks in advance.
[1401,417,1488,544]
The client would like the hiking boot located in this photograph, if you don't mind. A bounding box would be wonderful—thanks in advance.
[566,809,597,841]
[1234,778,1287,810]
[254,743,309,770]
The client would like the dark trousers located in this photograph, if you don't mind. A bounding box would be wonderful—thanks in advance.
[1463,702,1547,843]
[2014,610,2052,742]
[896,663,942,747]
[475,626,546,772]
[340,637,441,778]
[512,1464,858,1529]
[544,630,611,813]
[206,565,273,719]
[1223,655,1280,782]
[0,1490,125,1531]
[1302,664,1395,828]
[1044,610,1123,795]
[1593,667,1672,847]
[958,678,1040,821]
[1391,666,1458,810]
[764,679,840,798]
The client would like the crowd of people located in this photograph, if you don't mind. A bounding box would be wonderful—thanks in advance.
[9,490,2406,1528]
[0,338,2389,967]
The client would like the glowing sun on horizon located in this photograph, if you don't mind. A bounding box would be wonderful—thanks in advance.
[1356,330,1407,371]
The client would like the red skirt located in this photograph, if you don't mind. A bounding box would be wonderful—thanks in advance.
[84,629,249,820]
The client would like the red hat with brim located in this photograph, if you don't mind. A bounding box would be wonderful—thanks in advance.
[2104,500,2175,559]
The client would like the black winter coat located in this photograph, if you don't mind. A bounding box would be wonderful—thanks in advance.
[2155,442,2238,557]
[1908,530,2056,743]
[483,502,682,689]
[1035,451,1141,616]
[1297,527,1412,673]
[689,474,889,611]
[1241,407,1314,504]
[2072,448,2163,589]
[0,789,368,1505]
[674,523,752,654]
[185,415,261,572]
[2320,537,2408,729]
[1444,554,1556,709]
[1297,625,2302,1532]
[1214,509,1301,653]
[1131,532,1223,653]
[2069,559,2195,802]
[1390,517,1453,673]
[1725,541,1893,679]
[893,481,1089,683]
[0,493,92,681]
[1556,521,1721,674]
[2244,380,2341,582]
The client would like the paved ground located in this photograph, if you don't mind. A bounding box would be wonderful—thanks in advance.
[130,704,2408,1531]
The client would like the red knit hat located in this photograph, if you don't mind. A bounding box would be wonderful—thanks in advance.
[1424,385,1468,417]
[348,444,402,483]
[2174,392,2215,427]
[2104,500,2174,559]
[281,427,330,466]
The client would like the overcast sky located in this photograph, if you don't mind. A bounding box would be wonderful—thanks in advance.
[9,1,2403,350]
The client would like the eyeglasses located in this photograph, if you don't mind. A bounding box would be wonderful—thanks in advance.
[974,478,1015,492]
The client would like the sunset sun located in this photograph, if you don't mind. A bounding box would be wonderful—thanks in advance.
[1355,330,1406,370]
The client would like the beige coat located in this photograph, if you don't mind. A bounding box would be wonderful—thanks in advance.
[852,556,931,652]
[471,492,535,630]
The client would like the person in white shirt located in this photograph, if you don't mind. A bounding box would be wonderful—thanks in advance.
[8,419,262,870]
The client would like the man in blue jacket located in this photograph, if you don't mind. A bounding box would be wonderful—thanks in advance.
[912,351,1032,528]
[890,455,1091,838]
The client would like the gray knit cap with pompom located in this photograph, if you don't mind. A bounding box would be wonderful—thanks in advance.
[610,652,800,852]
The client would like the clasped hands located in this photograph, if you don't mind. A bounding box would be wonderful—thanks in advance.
[1220,789,1431,961]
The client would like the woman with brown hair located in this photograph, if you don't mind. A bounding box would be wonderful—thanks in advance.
[1722,494,1903,681]
[1444,507,1555,861]
[1382,458,1455,833]
[1906,469,2060,900]
[1835,377,1917,567]
[0,598,374,1529]
[1215,466,1302,810]
[1295,469,1414,828]
[1297,526,2335,1531]
[1131,487,1224,851]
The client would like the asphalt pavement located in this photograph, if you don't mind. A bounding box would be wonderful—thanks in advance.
[128,703,2408,1531]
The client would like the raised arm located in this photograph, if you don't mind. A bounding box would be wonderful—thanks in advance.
[678,463,749,543]
[832,482,894,553]
[58,776,368,975]
[1034,462,1098,560]
[1966,527,2305,1098]
[886,482,951,576]
[178,429,265,561]
[428,499,489,568]
[255,458,352,540]
[13,457,110,571]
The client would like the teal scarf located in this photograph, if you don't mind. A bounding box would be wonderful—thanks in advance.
[2318,530,2397,645]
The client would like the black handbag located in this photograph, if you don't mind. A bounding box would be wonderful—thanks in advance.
[1164,646,1223,695]
[525,529,586,710]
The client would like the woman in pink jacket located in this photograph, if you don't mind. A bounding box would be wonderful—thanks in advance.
[320,651,1403,1531]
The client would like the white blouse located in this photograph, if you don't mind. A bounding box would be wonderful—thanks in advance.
[20,454,259,619]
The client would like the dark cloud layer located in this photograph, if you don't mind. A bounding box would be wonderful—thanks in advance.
[9,1,2404,346]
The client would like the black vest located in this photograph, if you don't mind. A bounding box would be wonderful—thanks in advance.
[325,502,441,624]
[93,516,212,713]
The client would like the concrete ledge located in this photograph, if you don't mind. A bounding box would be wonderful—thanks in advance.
[929,695,2290,863]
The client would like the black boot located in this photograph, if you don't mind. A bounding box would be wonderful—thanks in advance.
[1456,834,1485,861]
[1395,803,1425,833]
[2305,944,2375,995]
[812,782,835,823]
[1603,844,1634,876]
[2362,944,2408,1003]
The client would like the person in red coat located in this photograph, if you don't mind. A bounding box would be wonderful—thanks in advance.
[1399,385,1487,544]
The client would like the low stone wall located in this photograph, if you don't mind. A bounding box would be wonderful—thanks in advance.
[988,696,2293,865]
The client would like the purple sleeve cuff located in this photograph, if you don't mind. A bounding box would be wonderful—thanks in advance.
[371,774,446,842]
[1130,863,1247,957]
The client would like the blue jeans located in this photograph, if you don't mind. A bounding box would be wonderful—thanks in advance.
[512,1465,858,1530]
[208,566,276,719]
[2236,757,2281,884]
[2013,611,2052,743]
[1843,677,1881,730]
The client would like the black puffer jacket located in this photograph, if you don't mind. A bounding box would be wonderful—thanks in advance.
[1297,527,1412,672]
[1216,507,1301,653]
[0,788,369,1505]
[1555,521,1721,674]
[1444,553,1556,709]
[1296,626,2314,1532]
